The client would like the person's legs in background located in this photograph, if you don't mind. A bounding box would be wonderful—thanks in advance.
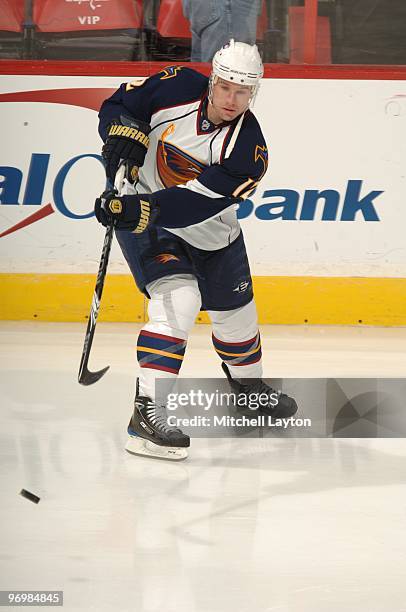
[183,0,262,62]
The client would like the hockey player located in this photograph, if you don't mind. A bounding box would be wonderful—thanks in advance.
[95,40,298,460]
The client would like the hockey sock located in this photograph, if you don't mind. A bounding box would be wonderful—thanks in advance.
[137,274,201,400]
[209,300,263,379]
[137,327,187,401]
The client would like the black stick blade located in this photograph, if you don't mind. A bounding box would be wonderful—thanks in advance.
[78,365,110,386]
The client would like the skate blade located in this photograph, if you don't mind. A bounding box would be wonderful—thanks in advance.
[125,436,188,461]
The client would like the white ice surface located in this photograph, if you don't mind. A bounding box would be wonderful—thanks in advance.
[1,322,406,612]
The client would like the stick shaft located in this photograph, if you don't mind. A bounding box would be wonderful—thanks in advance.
[78,222,114,383]
[78,164,125,385]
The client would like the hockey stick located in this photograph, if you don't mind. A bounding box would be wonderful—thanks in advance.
[78,164,125,386]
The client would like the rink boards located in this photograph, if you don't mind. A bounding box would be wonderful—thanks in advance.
[0,62,405,324]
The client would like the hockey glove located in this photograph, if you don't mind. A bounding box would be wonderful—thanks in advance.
[102,115,151,183]
[94,191,155,233]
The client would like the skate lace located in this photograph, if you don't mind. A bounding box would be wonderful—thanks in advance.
[145,400,179,434]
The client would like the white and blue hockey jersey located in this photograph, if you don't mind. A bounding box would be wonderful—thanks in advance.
[98,66,268,250]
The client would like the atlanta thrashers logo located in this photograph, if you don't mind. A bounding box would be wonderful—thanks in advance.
[157,123,207,189]
[155,254,181,264]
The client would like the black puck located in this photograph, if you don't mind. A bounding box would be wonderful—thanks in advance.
[20,489,40,504]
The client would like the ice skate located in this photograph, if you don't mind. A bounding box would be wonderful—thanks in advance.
[222,362,298,419]
[125,381,190,461]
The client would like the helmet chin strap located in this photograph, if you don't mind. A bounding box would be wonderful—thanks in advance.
[207,73,216,105]
[206,97,222,126]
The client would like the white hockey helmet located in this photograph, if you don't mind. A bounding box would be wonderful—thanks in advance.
[209,39,264,107]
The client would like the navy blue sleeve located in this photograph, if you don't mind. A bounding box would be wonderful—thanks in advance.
[98,66,207,141]
[151,188,240,228]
